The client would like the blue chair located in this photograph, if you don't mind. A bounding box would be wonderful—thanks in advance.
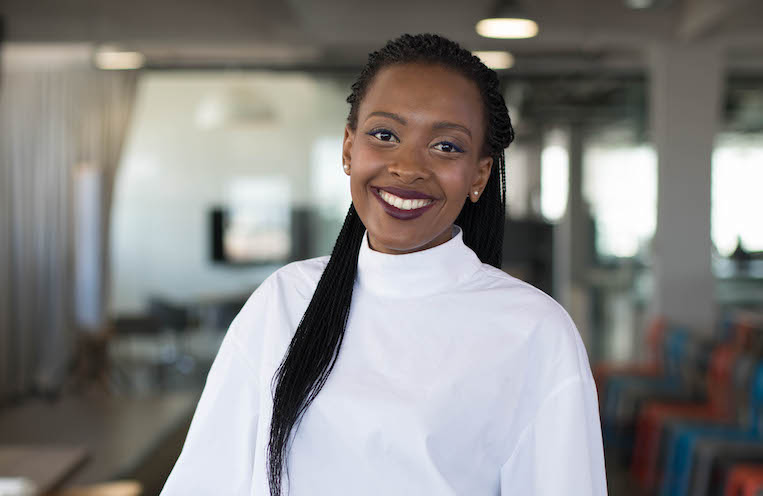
[658,360,763,496]
[690,440,763,496]
[601,327,697,462]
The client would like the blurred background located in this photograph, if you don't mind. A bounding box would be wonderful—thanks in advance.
[1,0,762,494]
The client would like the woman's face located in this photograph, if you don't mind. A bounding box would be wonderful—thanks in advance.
[342,62,493,255]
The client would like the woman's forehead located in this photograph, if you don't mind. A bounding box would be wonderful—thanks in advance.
[358,63,485,133]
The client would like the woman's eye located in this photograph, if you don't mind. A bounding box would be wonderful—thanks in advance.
[434,141,464,153]
[368,129,399,143]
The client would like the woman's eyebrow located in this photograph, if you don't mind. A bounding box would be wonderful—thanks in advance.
[366,111,472,138]
[432,121,472,139]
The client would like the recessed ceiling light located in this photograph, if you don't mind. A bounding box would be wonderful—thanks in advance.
[472,50,515,69]
[477,0,538,39]
[94,49,145,70]
[195,86,277,130]
[623,0,673,8]
[625,0,652,8]
[476,18,538,39]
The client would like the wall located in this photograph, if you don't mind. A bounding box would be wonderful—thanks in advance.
[110,70,352,314]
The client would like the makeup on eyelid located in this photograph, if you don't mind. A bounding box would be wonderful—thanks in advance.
[366,128,465,153]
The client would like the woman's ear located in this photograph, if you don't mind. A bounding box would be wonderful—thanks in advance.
[470,155,494,197]
[342,124,355,172]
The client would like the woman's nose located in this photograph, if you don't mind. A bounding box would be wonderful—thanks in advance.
[387,146,430,181]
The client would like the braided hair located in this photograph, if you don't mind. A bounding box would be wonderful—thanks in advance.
[266,32,515,495]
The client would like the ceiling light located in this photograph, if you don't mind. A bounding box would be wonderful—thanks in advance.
[94,49,145,70]
[625,0,654,8]
[476,18,538,39]
[476,0,538,39]
[472,51,515,69]
[195,86,277,129]
[623,0,672,9]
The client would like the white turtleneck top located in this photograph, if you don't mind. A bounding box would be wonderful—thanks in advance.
[161,224,608,495]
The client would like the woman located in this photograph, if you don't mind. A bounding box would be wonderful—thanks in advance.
[161,33,608,495]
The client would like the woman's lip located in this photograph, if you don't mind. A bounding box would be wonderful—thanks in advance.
[371,187,437,220]
[373,185,435,200]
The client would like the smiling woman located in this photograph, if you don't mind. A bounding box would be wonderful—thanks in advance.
[161,33,608,496]
[344,62,495,253]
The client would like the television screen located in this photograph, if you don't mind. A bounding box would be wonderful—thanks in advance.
[210,177,292,265]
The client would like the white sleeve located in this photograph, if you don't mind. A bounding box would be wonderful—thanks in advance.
[161,281,271,496]
[499,373,608,495]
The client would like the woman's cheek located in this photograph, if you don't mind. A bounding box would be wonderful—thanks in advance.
[363,145,389,162]
[437,166,468,187]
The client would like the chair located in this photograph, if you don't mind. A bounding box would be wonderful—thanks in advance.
[601,325,698,464]
[724,464,763,496]
[658,360,763,496]
[631,319,746,490]
[631,345,735,487]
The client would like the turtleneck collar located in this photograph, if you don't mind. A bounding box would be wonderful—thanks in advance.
[356,224,483,298]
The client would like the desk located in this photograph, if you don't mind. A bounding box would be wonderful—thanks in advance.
[0,445,89,493]
[0,391,199,495]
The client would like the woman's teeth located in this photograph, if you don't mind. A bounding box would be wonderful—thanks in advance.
[378,189,433,210]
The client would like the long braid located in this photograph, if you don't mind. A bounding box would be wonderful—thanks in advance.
[267,205,364,493]
[267,33,514,495]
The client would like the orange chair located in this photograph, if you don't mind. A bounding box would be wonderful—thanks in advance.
[724,464,763,496]
[631,316,753,488]
[593,316,667,404]
[629,342,738,489]
[630,317,755,491]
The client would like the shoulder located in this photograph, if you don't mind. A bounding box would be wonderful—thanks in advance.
[473,263,591,381]
[225,255,330,351]
[269,255,330,295]
[472,263,568,326]
[475,263,553,302]
[248,255,331,304]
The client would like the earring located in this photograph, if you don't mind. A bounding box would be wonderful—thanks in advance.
[343,163,350,173]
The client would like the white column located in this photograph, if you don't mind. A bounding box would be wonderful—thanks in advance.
[74,163,104,333]
[506,138,542,219]
[525,138,544,219]
[647,41,723,335]
[552,125,594,352]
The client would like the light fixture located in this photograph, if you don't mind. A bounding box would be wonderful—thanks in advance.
[476,0,539,39]
[195,85,277,130]
[623,0,672,9]
[93,46,145,70]
[472,51,514,70]
[624,0,654,8]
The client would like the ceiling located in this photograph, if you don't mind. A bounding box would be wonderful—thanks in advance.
[2,0,762,138]
[1,0,762,72]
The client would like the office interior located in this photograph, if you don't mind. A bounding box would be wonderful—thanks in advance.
[0,0,762,494]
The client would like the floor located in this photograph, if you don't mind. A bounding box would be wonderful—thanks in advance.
[606,451,643,496]
[0,389,199,495]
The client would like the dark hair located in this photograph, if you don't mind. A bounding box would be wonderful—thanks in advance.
[266,32,514,495]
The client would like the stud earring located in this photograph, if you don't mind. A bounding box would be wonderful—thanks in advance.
[343,163,350,173]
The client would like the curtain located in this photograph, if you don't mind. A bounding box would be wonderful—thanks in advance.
[0,48,139,401]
